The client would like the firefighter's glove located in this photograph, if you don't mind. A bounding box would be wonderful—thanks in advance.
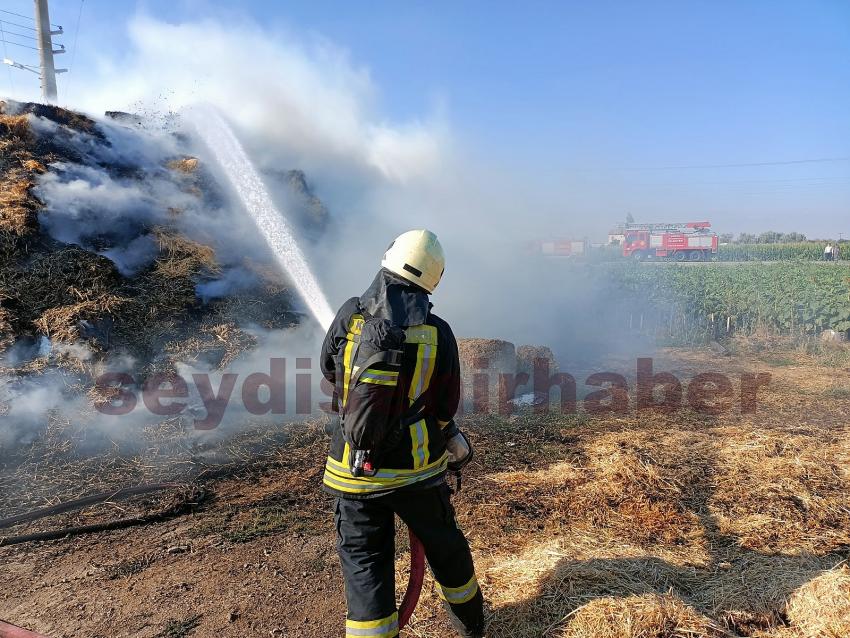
[444,420,473,472]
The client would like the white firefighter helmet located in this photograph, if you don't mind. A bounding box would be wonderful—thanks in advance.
[381,229,445,293]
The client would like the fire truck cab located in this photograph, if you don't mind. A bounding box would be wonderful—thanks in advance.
[622,221,718,261]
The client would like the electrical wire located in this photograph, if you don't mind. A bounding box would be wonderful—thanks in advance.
[0,19,15,94]
[0,6,60,29]
[67,0,84,75]
[1,28,37,41]
[0,8,33,22]
[0,38,39,51]
[60,0,85,101]
[626,157,850,171]
[0,18,37,31]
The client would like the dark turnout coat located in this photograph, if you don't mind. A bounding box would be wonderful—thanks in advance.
[320,293,462,498]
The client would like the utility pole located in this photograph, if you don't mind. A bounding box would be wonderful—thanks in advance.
[33,0,64,103]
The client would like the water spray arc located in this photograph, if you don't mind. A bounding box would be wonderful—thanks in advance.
[190,106,335,331]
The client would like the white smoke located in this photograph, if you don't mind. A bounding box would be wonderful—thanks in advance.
[63,14,636,363]
[1,12,651,458]
[76,16,446,185]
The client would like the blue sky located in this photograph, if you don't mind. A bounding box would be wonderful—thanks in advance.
[1,0,849,237]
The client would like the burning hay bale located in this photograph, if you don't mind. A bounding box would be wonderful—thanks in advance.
[457,338,517,413]
[3,100,101,137]
[561,593,725,638]
[784,565,850,637]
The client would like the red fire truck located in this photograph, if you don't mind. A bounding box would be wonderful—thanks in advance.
[622,221,718,261]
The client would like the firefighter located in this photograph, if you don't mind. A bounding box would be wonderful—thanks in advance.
[321,229,485,638]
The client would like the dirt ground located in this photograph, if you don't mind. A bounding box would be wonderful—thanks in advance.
[2,346,850,638]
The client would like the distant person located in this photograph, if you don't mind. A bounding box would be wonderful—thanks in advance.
[320,229,485,638]
[824,244,833,261]
[834,244,842,261]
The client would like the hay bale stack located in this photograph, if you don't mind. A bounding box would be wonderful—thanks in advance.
[4,100,101,137]
[516,344,559,378]
[785,565,850,638]
[561,593,724,638]
[457,338,516,413]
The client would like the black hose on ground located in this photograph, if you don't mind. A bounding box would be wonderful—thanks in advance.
[0,486,206,547]
[0,483,185,530]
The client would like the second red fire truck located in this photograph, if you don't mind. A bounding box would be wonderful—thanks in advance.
[620,221,718,261]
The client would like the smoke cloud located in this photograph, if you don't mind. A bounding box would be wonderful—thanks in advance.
[63,13,650,362]
[2,13,655,459]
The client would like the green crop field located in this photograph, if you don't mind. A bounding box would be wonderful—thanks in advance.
[716,242,838,262]
[601,262,850,342]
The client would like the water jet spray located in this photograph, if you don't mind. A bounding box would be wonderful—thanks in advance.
[188,105,335,331]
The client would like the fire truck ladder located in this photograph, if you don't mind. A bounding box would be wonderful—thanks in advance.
[624,221,711,233]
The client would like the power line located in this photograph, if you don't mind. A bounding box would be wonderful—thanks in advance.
[0,7,58,29]
[0,19,37,32]
[0,19,15,94]
[629,157,850,171]
[63,0,84,99]
[0,8,33,22]
[1,28,37,41]
[1,38,39,51]
[68,0,84,74]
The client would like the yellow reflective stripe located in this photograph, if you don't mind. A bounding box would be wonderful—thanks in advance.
[407,344,424,404]
[436,574,479,605]
[405,325,438,345]
[348,315,365,335]
[363,368,399,378]
[326,452,446,476]
[346,611,399,637]
[361,378,396,386]
[410,419,429,469]
[360,368,399,386]
[405,324,438,406]
[408,342,436,404]
[323,467,446,493]
[420,343,436,394]
[323,455,448,493]
[341,340,356,408]
[340,314,364,408]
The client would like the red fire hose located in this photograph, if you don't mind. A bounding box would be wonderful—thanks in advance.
[398,529,426,629]
[0,620,50,638]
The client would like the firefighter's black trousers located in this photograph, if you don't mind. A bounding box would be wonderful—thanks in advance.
[334,482,485,638]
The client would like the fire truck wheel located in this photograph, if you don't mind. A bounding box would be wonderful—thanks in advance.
[673,251,687,262]
[689,251,703,262]
[632,251,646,261]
